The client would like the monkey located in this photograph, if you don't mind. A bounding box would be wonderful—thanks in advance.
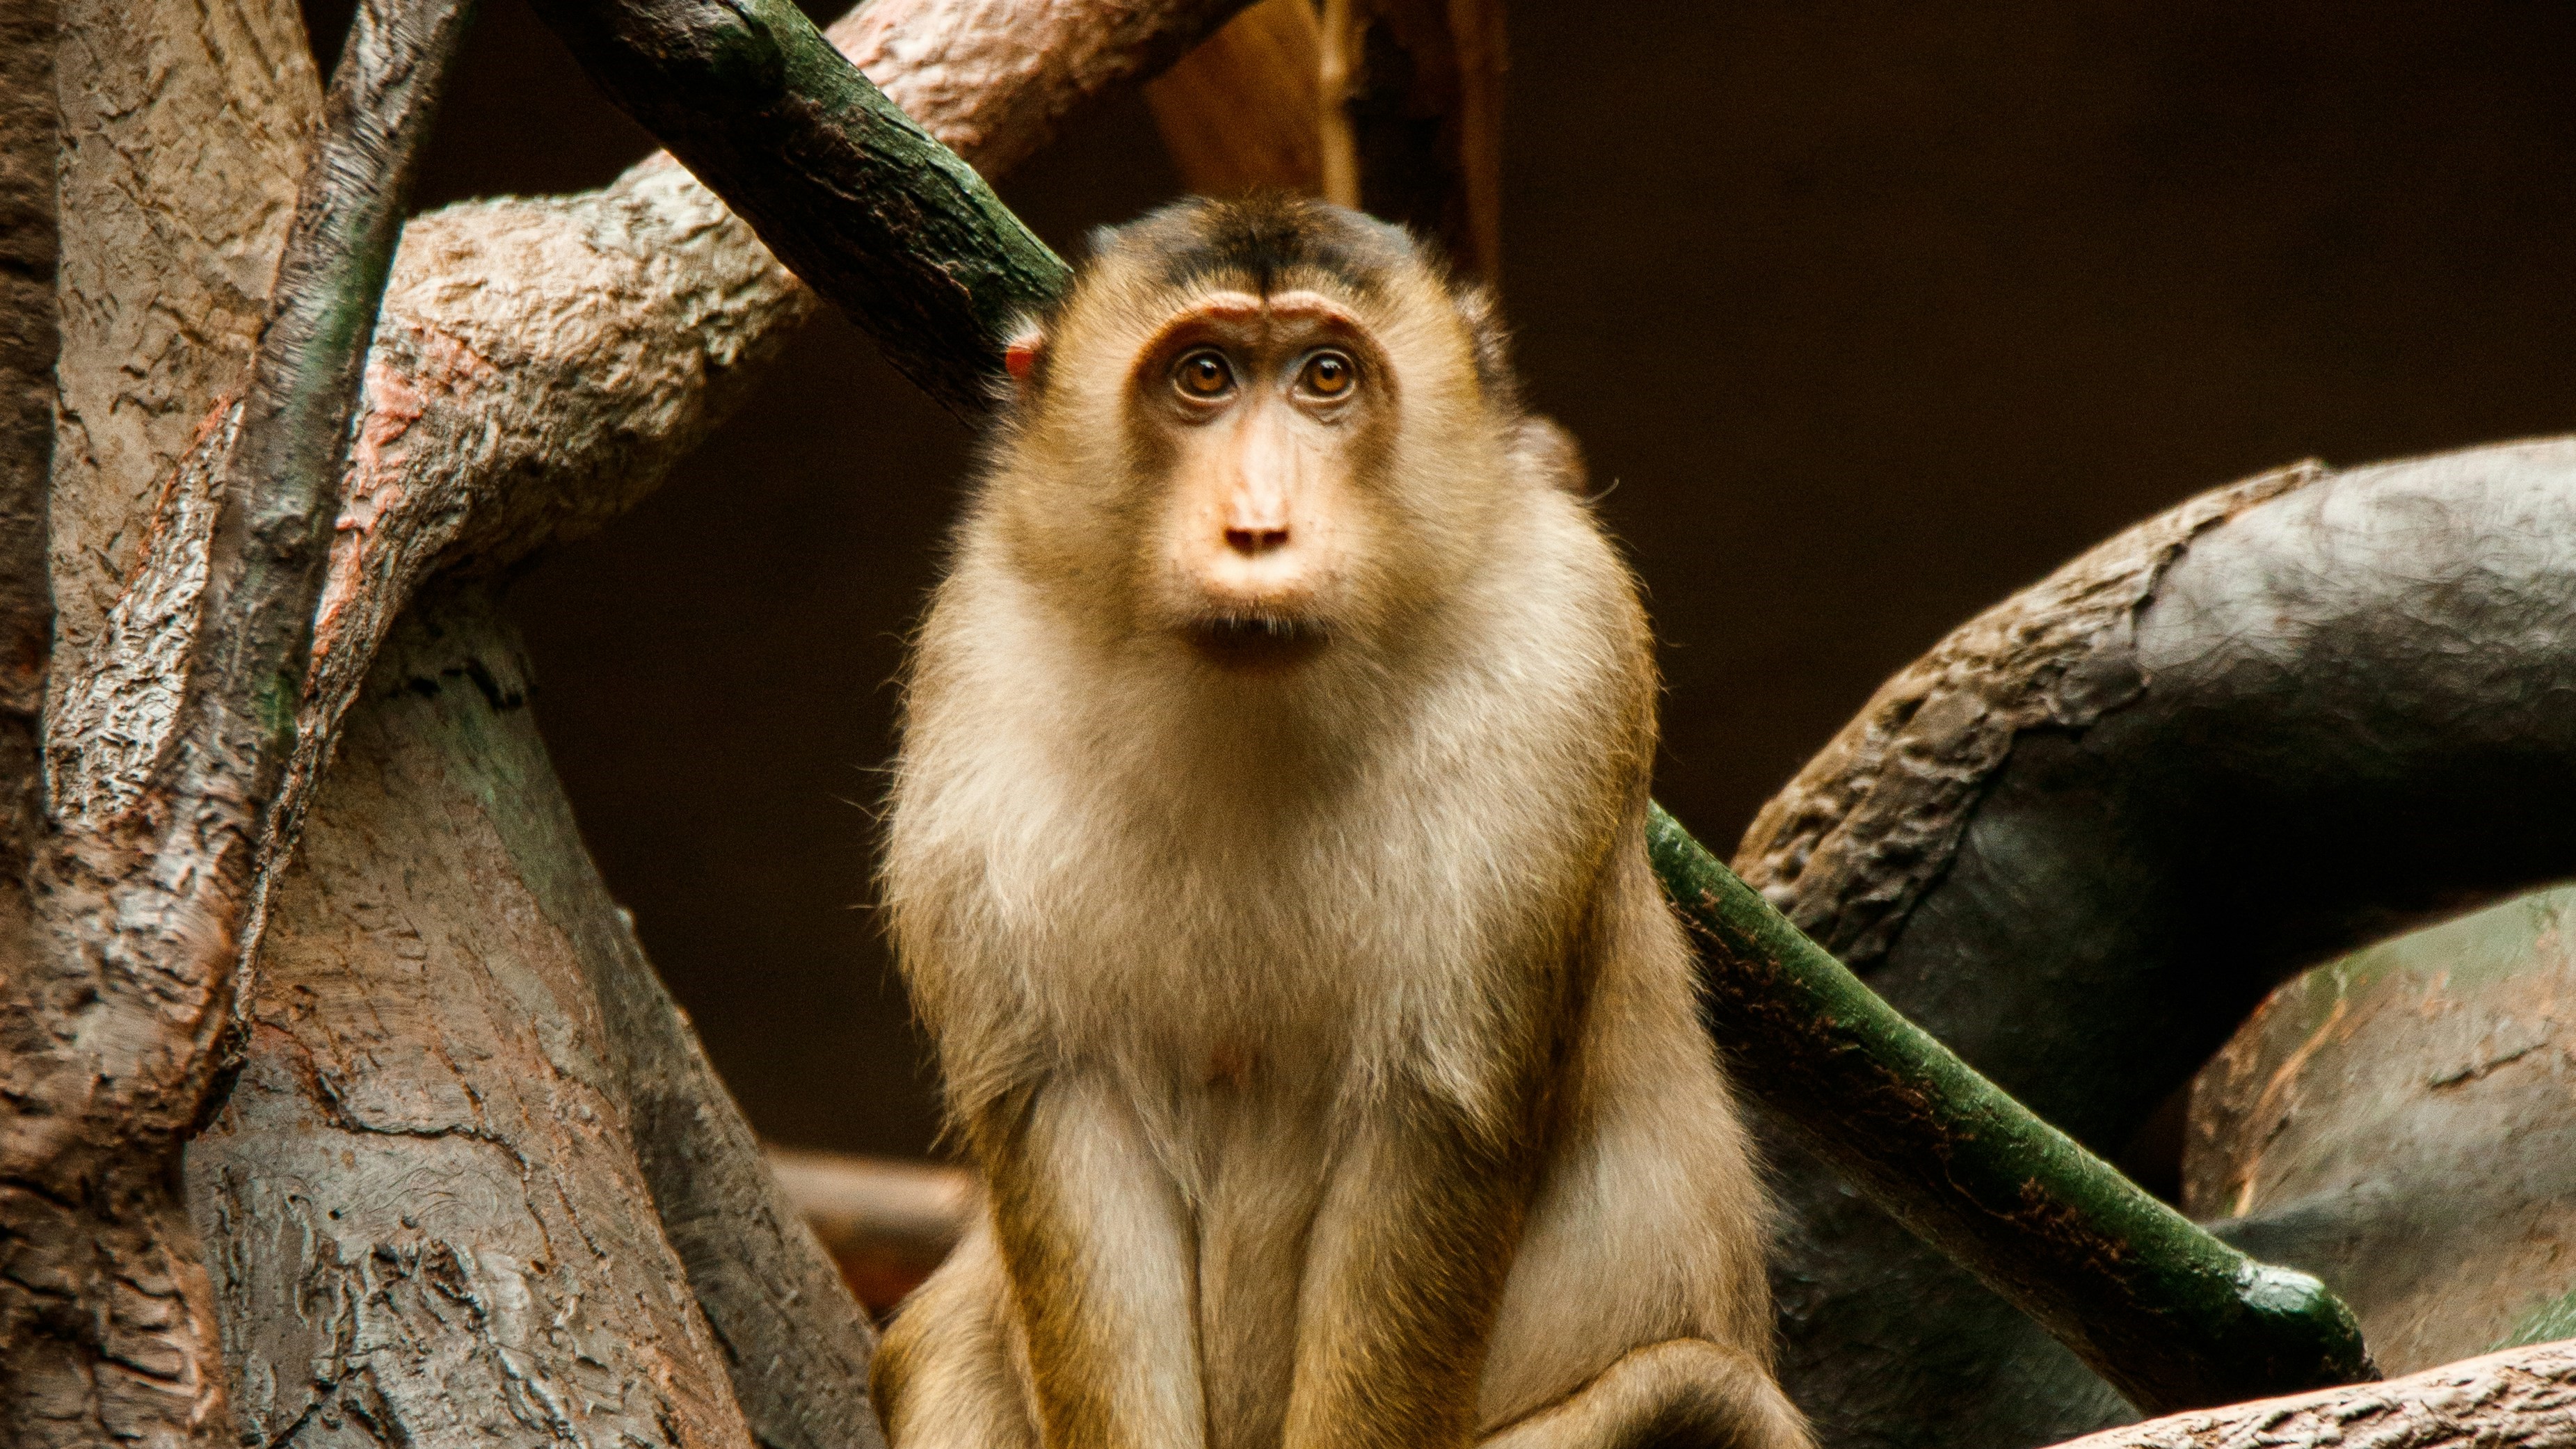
[872,193,1812,1449]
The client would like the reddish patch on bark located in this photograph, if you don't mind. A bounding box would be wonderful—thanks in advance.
[314,328,496,655]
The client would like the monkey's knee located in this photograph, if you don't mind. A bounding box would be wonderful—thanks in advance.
[871,1234,1037,1449]
[1480,1340,1812,1449]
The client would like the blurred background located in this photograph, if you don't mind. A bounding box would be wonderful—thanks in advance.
[310,0,2576,1162]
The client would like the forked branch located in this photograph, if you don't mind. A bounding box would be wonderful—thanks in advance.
[0,0,474,1439]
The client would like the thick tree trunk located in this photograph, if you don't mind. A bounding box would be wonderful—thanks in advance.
[1741,439,2576,1448]
[186,587,762,1449]
[591,858,883,1449]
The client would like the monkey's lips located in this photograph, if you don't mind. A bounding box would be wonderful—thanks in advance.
[1182,611,1331,671]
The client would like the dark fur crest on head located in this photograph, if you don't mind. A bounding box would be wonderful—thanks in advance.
[1001,193,1519,406]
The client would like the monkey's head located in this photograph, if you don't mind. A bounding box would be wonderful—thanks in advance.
[979,195,1535,678]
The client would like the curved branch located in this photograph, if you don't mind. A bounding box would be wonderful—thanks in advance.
[1739,439,2576,1446]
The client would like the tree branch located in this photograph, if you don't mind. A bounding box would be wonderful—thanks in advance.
[523,0,1069,415]
[1738,440,2576,1446]
[45,0,322,692]
[2046,1339,2576,1449]
[1654,808,2373,1415]
[187,0,1254,1021]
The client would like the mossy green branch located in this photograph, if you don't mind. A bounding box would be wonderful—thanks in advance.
[1648,803,2376,1414]
[525,0,1073,415]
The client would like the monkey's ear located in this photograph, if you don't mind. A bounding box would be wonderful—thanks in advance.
[1450,283,1517,401]
[1003,326,1047,388]
[1510,416,1590,495]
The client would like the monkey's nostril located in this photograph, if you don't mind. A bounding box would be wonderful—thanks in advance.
[1224,527,1291,556]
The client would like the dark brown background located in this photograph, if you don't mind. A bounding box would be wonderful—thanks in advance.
[319,0,2576,1160]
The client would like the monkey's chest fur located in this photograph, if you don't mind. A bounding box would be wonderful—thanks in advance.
[909,678,1612,1123]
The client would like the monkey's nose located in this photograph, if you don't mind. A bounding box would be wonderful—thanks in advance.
[1224,527,1291,556]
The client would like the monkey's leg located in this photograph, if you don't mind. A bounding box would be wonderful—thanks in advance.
[1281,1105,1539,1449]
[872,1222,1039,1449]
[1478,1341,1812,1449]
[975,1075,1207,1449]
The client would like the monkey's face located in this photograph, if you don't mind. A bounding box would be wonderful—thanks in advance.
[998,285,1500,685]
[1118,287,1391,670]
[982,198,1511,689]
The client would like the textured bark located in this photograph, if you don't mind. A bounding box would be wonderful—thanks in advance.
[184,588,762,1449]
[266,0,1254,940]
[135,7,1246,1443]
[0,7,55,1430]
[591,895,883,1449]
[2046,1340,2576,1449]
[1,0,471,1439]
[47,0,319,691]
[524,0,1072,417]
[835,0,1253,179]
[1737,439,2576,1449]
[0,0,54,716]
[2186,885,2576,1376]
[1654,809,2373,1416]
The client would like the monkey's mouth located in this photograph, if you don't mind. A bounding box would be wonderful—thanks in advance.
[1184,612,1331,669]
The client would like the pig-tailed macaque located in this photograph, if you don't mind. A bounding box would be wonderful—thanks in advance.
[874,194,1811,1449]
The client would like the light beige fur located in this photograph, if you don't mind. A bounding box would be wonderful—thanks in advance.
[875,197,1809,1449]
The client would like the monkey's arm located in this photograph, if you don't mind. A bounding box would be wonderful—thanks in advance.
[1282,1093,1545,1449]
[1480,1341,1809,1449]
[973,1076,1208,1449]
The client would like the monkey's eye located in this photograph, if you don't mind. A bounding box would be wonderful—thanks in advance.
[1298,351,1357,399]
[1174,350,1234,399]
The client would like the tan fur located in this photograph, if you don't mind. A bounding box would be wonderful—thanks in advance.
[875,196,1809,1449]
